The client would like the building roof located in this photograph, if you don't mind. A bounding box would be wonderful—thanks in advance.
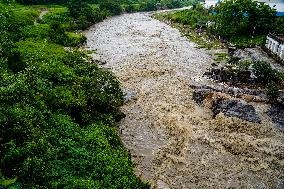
[268,34,284,44]
[278,35,284,41]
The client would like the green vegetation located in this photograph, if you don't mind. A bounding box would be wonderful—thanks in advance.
[0,1,153,188]
[1,0,195,186]
[252,61,276,84]
[154,0,277,48]
[267,81,279,100]
[122,0,194,12]
[273,16,284,34]
[251,61,284,102]
[153,5,224,49]
[213,52,228,62]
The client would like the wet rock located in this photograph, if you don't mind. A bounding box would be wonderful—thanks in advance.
[212,99,261,123]
[211,62,218,67]
[276,91,284,106]
[192,86,263,123]
[192,85,267,103]
[267,105,284,132]
[204,66,254,84]
[192,89,213,105]
[91,59,107,65]
[228,46,237,56]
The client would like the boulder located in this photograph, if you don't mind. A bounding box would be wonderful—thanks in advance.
[267,105,284,132]
[276,91,284,106]
[192,85,267,103]
[192,89,213,105]
[212,99,261,123]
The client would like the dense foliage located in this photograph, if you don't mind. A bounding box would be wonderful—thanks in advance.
[0,2,150,188]
[252,61,276,84]
[160,4,209,28]
[158,0,278,48]
[211,0,276,38]
[13,0,192,12]
[273,16,284,34]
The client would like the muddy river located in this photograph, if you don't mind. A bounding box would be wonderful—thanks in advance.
[84,12,284,189]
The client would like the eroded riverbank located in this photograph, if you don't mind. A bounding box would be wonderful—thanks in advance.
[84,13,284,188]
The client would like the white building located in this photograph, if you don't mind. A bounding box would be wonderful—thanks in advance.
[266,34,284,60]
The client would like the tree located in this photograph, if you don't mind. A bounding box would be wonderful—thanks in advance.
[99,0,122,15]
[212,0,276,39]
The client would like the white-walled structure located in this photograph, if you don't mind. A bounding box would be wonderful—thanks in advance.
[266,34,284,60]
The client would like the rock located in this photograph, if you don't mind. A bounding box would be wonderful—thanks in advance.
[276,91,284,106]
[228,46,237,56]
[236,70,252,83]
[192,89,213,105]
[204,66,254,84]
[211,62,218,67]
[212,99,261,123]
[192,85,262,123]
[267,105,284,132]
[192,85,267,103]
[91,59,107,65]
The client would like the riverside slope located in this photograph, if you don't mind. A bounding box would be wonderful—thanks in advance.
[84,13,284,189]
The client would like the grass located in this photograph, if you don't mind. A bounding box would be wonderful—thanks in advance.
[213,52,228,62]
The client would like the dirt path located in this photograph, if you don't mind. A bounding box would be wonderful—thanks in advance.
[84,13,284,189]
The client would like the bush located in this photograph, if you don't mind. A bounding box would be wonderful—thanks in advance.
[266,82,279,101]
[39,7,70,26]
[48,21,69,45]
[67,1,108,30]
[21,24,50,39]
[164,5,209,28]
[99,1,122,15]
[252,61,275,83]
[160,0,181,9]
[273,16,284,34]
[65,32,87,46]
[276,71,284,82]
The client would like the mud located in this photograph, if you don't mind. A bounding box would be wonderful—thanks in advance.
[84,13,284,188]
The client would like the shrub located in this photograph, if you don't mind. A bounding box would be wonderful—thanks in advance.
[276,71,284,82]
[65,32,87,46]
[67,1,108,30]
[39,7,70,26]
[48,21,69,45]
[266,82,279,101]
[252,61,275,83]
[164,5,209,29]
[21,24,50,39]
[99,1,122,15]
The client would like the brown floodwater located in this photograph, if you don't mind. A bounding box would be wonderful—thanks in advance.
[84,12,284,189]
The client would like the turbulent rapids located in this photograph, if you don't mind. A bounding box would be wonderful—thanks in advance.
[84,12,284,189]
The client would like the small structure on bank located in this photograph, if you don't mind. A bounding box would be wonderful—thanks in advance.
[266,34,284,61]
